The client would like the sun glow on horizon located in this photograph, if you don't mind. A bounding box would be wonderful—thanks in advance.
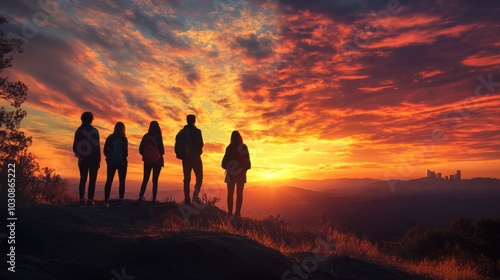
[259,171,283,181]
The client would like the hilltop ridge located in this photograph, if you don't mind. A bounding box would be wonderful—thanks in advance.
[0,201,426,280]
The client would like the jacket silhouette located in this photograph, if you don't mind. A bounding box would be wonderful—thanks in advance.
[222,131,251,216]
[73,111,101,207]
[103,122,128,207]
[176,114,204,204]
[138,121,165,204]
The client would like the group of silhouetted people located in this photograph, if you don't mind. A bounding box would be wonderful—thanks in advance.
[73,112,250,216]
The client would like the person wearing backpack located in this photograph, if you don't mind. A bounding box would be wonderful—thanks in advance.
[175,114,204,204]
[73,112,101,207]
[103,122,128,207]
[221,131,251,217]
[138,121,165,205]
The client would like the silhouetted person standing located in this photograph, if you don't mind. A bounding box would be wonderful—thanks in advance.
[175,114,204,204]
[222,131,251,217]
[139,121,165,205]
[73,112,101,207]
[103,122,128,207]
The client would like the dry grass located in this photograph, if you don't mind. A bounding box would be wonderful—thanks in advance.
[399,257,481,280]
[133,212,483,280]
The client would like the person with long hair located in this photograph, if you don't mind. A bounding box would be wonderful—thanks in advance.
[138,121,165,205]
[221,131,251,217]
[103,122,128,207]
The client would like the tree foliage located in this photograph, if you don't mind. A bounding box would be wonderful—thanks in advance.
[0,16,75,205]
[0,16,31,165]
[390,218,500,278]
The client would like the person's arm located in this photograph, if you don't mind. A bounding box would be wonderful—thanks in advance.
[221,147,229,169]
[73,129,79,156]
[124,137,128,159]
[245,144,251,170]
[198,129,204,155]
[158,135,165,155]
[174,131,180,157]
[95,129,101,163]
[103,136,111,158]
[139,135,145,155]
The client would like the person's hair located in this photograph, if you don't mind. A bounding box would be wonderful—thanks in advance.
[230,131,243,145]
[186,114,196,125]
[113,122,126,137]
[81,112,94,124]
[148,121,162,138]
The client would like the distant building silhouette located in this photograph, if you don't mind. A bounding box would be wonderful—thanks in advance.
[426,169,462,181]
[426,169,436,179]
[426,169,437,179]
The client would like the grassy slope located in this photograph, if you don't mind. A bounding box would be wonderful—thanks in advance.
[0,201,443,279]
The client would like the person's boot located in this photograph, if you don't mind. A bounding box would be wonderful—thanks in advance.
[193,188,201,204]
[235,200,242,217]
[227,198,233,215]
[86,199,97,207]
[79,199,86,208]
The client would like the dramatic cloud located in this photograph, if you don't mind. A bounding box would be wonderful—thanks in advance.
[1,0,498,186]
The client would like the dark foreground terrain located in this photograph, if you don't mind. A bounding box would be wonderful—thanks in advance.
[0,202,426,280]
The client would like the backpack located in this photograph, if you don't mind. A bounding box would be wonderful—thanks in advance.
[235,144,250,170]
[222,144,249,171]
[143,135,160,163]
[175,128,193,160]
[76,126,97,158]
[109,138,124,166]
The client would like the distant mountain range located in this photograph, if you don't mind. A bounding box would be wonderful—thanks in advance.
[62,176,500,244]
[251,177,382,191]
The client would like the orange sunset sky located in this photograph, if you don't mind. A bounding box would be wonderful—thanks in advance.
[1,0,499,190]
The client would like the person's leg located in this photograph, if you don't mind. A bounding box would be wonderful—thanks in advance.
[88,165,98,200]
[182,160,192,203]
[227,181,235,215]
[152,164,161,202]
[78,161,88,201]
[104,164,116,202]
[192,156,203,202]
[139,163,152,199]
[118,164,127,200]
[235,182,245,216]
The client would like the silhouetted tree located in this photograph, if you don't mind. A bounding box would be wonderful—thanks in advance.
[0,16,31,164]
[30,167,73,205]
[0,17,74,205]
